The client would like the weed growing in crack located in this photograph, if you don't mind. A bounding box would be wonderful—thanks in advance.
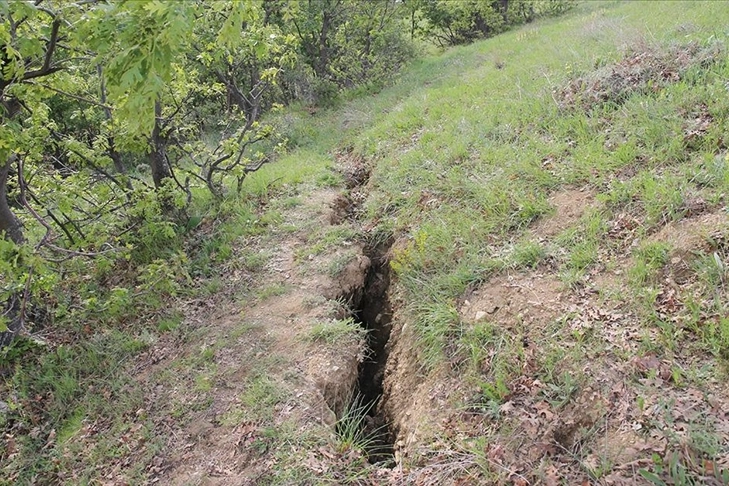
[334,394,389,461]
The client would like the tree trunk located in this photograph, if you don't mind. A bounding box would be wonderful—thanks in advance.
[148,99,172,189]
[499,0,509,21]
[0,155,24,245]
[0,294,22,348]
[410,8,416,40]
[213,69,256,123]
[315,10,332,78]
[0,155,25,347]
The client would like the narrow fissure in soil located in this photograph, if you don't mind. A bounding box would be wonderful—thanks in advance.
[333,155,395,463]
[350,242,395,464]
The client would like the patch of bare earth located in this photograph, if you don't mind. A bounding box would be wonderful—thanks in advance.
[514,213,729,484]
[531,187,595,240]
[461,274,563,330]
[116,187,381,485]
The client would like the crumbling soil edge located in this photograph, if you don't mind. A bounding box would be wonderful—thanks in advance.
[353,240,395,463]
[332,151,397,463]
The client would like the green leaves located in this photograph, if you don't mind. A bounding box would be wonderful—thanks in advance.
[418,0,574,46]
[85,2,195,134]
[216,0,260,49]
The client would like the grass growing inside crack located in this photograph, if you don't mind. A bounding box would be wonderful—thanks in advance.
[334,394,389,460]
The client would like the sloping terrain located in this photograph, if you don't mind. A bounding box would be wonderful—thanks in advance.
[5,1,729,485]
[346,1,729,484]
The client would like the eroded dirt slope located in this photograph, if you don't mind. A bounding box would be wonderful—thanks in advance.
[128,187,380,485]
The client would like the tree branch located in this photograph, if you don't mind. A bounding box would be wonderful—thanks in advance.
[26,189,77,245]
[22,18,62,81]
[26,81,113,110]
[49,132,130,197]
[17,156,117,258]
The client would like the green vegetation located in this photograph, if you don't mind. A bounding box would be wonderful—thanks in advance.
[334,394,383,456]
[310,317,367,346]
[5,0,729,484]
[341,1,729,483]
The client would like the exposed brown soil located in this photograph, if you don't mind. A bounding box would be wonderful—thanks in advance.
[531,188,596,240]
[460,274,564,330]
[122,170,729,485]
[390,200,729,484]
[126,188,378,485]
[44,173,729,484]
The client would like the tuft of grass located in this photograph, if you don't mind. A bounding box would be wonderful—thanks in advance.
[254,282,289,301]
[411,300,462,371]
[629,241,672,286]
[693,251,728,288]
[334,395,388,460]
[309,317,367,346]
[298,226,361,259]
[156,311,183,333]
[326,250,359,277]
[223,375,286,425]
[510,238,547,269]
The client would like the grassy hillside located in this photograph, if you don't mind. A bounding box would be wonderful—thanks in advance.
[4,1,729,484]
[341,1,729,484]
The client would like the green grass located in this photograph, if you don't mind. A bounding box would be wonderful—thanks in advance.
[7,2,729,484]
[334,394,386,459]
[296,226,362,260]
[223,375,287,424]
[337,1,729,371]
[509,238,547,269]
[629,241,672,286]
[1,331,160,484]
[309,317,367,346]
[254,282,289,301]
